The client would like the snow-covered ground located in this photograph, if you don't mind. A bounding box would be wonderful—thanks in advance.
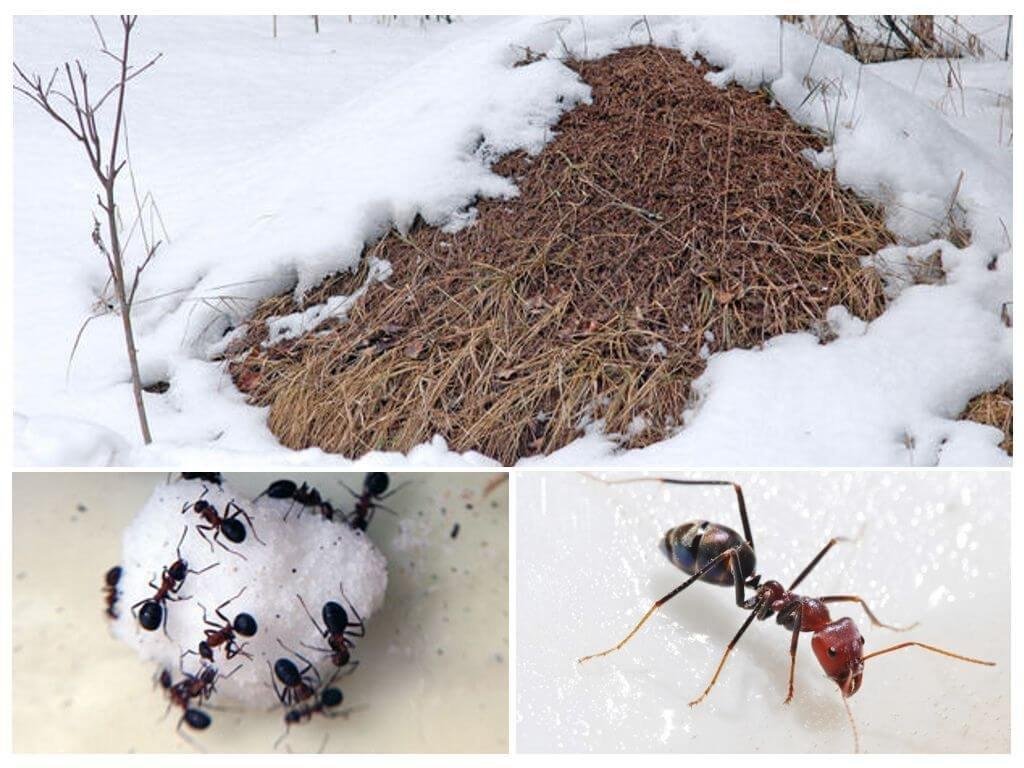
[13,15,1012,467]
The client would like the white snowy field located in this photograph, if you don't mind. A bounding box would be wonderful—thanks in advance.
[516,471,1009,753]
[13,15,1013,467]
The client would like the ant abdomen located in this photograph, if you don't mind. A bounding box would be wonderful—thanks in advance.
[661,521,755,586]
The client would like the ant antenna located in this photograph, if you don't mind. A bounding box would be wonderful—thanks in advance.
[861,641,996,666]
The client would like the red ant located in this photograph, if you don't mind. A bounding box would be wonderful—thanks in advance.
[182,488,264,559]
[296,584,365,668]
[341,472,407,531]
[130,527,218,635]
[158,657,228,733]
[103,565,122,619]
[577,475,996,752]
[183,587,258,662]
[256,479,338,521]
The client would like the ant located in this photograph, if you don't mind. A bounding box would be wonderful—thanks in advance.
[180,472,223,486]
[341,472,407,531]
[274,684,347,749]
[158,658,221,733]
[103,565,122,619]
[576,475,996,752]
[269,639,323,708]
[256,479,339,521]
[131,527,218,635]
[296,584,365,668]
[184,587,258,662]
[181,488,264,558]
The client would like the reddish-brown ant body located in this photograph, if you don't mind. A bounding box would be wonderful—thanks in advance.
[182,488,264,558]
[577,475,996,751]
[183,587,258,662]
[274,684,346,748]
[103,565,122,619]
[131,527,218,635]
[296,584,365,668]
[342,472,406,531]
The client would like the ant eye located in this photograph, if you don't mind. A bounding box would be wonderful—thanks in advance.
[827,646,837,657]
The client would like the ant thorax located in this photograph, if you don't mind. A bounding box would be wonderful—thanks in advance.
[110,477,389,707]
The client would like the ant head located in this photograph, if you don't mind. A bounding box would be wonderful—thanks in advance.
[105,565,122,586]
[322,687,343,708]
[754,580,786,607]
[233,612,258,637]
[139,601,163,631]
[199,641,214,661]
[168,560,188,582]
[811,617,865,697]
[221,517,247,544]
[365,472,389,496]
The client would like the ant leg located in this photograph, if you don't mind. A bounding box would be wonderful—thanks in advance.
[380,480,414,500]
[211,528,248,561]
[688,597,765,707]
[195,525,216,553]
[861,641,995,666]
[578,546,745,664]
[186,560,220,577]
[227,500,266,545]
[277,638,321,687]
[339,584,366,637]
[267,661,287,706]
[776,603,804,704]
[338,479,361,500]
[820,595,918,631]
[787,536,853,591]
[227,641,253,660]
[296,594,327,637]
[214,586,248,625]
[582,473,754,550]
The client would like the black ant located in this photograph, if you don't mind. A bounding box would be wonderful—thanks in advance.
[269,639,322,708]
[181,488,264,558]
[256,479,339,521]
[103,565,122,619]
[341,472,407,531]
[576,475,996,752]
[184,587,258,662]
[275,684,347,749]
[296,584,365,668]
[131,527,218,635]
[158,658,222,733]
[180,472,223,486]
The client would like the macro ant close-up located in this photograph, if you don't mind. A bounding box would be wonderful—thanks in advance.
[130,527,218,635]
[296,584,365,669]
[575,475,997,752]
[181,488,265,558]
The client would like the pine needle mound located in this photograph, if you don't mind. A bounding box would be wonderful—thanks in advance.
[228,47,890,464]
[960,383,1013,455]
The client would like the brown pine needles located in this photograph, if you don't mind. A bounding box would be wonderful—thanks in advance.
[228,47,891,463]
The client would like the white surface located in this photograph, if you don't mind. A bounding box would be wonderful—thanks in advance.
[516,471,1009,753]
[13,472,508,753]
[13,16,1011,466]
[112,477,388,703]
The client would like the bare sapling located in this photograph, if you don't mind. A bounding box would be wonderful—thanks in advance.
[14,15,162,444]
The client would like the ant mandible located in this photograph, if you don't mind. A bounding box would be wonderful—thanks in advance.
[181,488,265,559]
[296,583,365,668]
[576,475,996,752]
[256,479,339,521]
[103,565,122,619]
[342,472,406,532]
[185,586,258,662]
[131,527,218,635]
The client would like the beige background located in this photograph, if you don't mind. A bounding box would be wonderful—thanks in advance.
[12,471,508,753]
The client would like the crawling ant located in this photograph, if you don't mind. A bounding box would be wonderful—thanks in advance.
[181,488,264,558]
[577,475,996,752]
[103,565,122,619]
[275,684,347,749]
[180,472,223,486]
[185,587,258,662]
[256,479,339,521]
[269,639,322,708]
[131,527,218,635]
[342,472,407,531]
[158,659,221,733]
[296,584,365,668]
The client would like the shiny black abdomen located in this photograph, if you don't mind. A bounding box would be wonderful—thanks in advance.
[660,521,756,586]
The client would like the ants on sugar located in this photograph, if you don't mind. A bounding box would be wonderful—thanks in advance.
[183,586,258,662]
[269,639,326,708]
[576,474,996,752]
[296,584,365,669]
[341,472,408,531]
[181,487,265,558]
[256,479,339,522]
[159,655,242,737]
[103,565,122,619]
[131,527,218,635]
[180,472,223,486]
[274,683,349,749]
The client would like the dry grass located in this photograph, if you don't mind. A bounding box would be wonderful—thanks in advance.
[960,383,1013,455]
[228,46,891,463]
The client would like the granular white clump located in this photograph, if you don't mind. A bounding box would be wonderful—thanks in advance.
[111,477,388,706]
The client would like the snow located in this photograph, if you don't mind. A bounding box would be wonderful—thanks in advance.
[111,476,388,706]
[13,15,1012,467]
[516,471,1009,753]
